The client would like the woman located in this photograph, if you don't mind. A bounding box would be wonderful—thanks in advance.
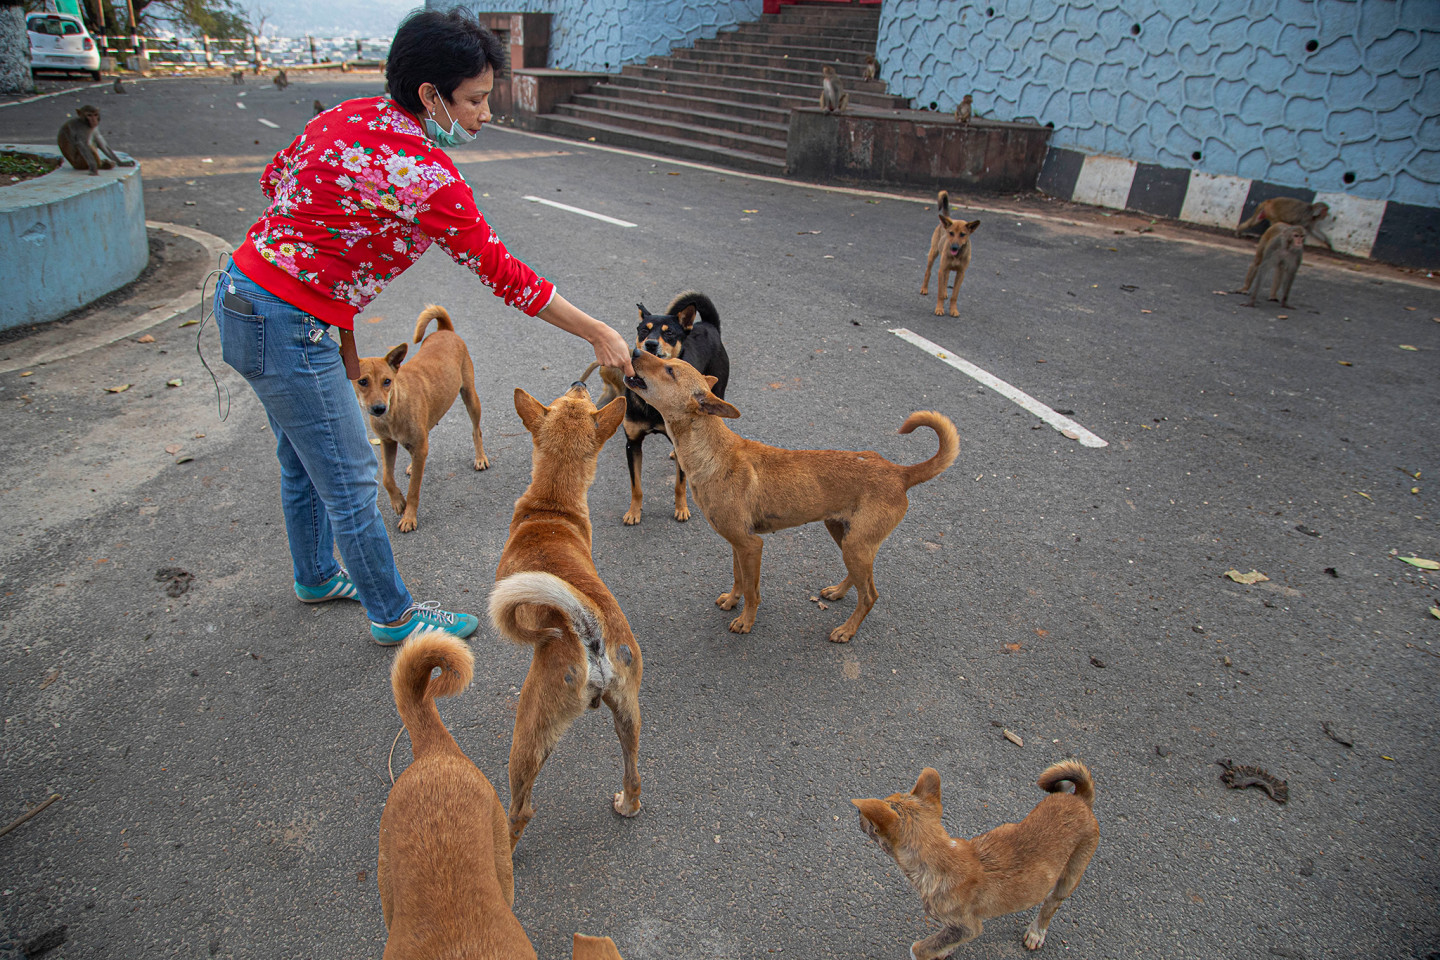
[214,9,632,646]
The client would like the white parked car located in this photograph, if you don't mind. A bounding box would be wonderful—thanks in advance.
[27,12,103,81]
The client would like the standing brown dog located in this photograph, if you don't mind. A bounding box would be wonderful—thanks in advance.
[853,763,1099,957]
[489,383,643,849]
[624,350,958,644]
[378,631,629,960]
[352,304,488,533]
[922,190,981,317]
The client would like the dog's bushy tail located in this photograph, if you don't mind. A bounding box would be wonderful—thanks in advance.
[489,572,605,650]
[390,629,474,762]
[413,304,454,343]
[898,411,959,489]
[666,291,720,331]
[1039,760,1095,809]
[937,190,950,216]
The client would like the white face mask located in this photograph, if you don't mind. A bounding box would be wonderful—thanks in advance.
[423,92,475,146]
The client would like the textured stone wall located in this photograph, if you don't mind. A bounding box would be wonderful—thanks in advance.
[875,0,1439,208]
[435,0,763,73]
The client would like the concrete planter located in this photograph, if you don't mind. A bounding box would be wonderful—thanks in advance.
[0,143,147,333]
[787,107,1052,194]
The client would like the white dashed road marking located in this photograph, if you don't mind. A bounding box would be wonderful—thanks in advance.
[888,328,1109,448]
[522,195,636,228]
[257,118,279,129]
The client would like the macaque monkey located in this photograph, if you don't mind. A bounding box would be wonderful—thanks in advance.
[1236,197,1333,248]
[312,99,327,116]
[112,76,126,94]
[273,69,289,90]
[231,69,244,84]
[954,94,973,123]
[57,106,135,176]
[819,65,848,113]
[1243,224,1305,308]
[862,54,880,81]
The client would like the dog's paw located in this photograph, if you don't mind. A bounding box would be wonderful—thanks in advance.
[933,305,945,316]
[1022,922,1047,950]
[474,454,489,471]
[388,496,407,516]
[920,286,929,296]
[820,584,848,601]
[397,514,418,533]
[612,792,642,818]
[827,625,854,644]
[949,307,960,318]
[716,592,738,610]
[674,504,690,522]
[622,508,642,526]
[728,616,752,634]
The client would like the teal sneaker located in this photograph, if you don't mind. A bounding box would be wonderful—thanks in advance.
[295,570,359,603]
[369,600,480,646]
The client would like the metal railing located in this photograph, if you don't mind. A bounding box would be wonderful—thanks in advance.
[94,34,390,69]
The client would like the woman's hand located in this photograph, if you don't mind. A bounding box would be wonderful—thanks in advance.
[538,294,635,377]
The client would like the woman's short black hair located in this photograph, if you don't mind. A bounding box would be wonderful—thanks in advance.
[387,9,505,114]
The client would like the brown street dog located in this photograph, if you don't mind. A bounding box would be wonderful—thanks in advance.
[378,631,629,959]
[352,304,488,533]
[853,763,1099,957]
[489,383,643,848]
[624,350,958,643]
[921,190,981,317]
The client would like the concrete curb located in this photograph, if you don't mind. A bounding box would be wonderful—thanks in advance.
[0,220,231,375]
[1039,146,1439,272]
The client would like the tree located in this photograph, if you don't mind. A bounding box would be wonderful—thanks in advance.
[0,0,33,95]
[136,0,250,39]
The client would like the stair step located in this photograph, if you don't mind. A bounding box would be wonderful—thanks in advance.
[585,83,791,124]
[724,23,879,41]
[605,71,903,112]
[552,103,789,158]
[571,92,790,135]
[621,63,904,108]
[670,47,880,80]
[695,38,879,61]
[533,115,787,175]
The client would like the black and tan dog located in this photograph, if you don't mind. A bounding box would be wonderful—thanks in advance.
[581,291,730,525]
[921,190,981,318]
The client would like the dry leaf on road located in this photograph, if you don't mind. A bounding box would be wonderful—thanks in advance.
[1398,556,1439,570]
[1003,729,1024,747]
[105,384,131,393]
[136,334,155,343]
[1225,569,1270,584]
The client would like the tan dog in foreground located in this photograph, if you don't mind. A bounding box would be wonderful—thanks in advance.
[921,190,981,317]
[378,630,627,959]
[353,304,488,532]
[624,350,958,643]
[489,383,643,849]
[853,763,1098,957]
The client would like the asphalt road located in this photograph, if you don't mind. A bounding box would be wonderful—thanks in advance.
[1,75,1438,960]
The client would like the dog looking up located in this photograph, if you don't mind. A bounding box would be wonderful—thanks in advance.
[853,763,1098,957]
[352,304,488,533]
[489,384,643,848]
[922,190,981,317]
[581,290,730,525]
[624,350,958,643]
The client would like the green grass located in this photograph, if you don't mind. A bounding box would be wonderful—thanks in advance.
[0,151,63,185]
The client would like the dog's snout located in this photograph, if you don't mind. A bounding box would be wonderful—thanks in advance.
[369,404,387,416]
[643,339,661,355]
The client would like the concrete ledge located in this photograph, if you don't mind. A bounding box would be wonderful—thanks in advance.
[786,107,1052,193]
[512,69,609,130]
[0,143,147,332]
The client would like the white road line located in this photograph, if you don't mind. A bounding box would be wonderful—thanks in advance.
[889,328,1109,448]
[257,118,279,128]
[522,195,636,228]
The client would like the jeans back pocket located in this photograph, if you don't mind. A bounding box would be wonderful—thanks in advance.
[218,300,265,379]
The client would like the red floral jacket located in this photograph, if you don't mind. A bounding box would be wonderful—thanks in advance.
[231,96,554,329]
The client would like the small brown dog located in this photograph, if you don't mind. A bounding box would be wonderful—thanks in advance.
[853,763,1099,957]
[352,304,488,532]
[489,383,643,848]
[624,350,958,643]
[922,190,980,317]
[378,631,629,960]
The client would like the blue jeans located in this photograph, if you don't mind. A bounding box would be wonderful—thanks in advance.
[214,262,412,624]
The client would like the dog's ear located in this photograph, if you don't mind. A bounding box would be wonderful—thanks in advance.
[852,798,898,833]
[636,303,648,320]
[676,304,698,331]
[594,395,627,446]
[938,213,953,227]
[573,933,624,960]
[911,767,942,806]
[513,388,548,435]
[384,343,408,369]
[695,391,740,419]
[703,375,720,389]
[966,219,981,232]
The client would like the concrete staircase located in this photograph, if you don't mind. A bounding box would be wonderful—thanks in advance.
[532,4,909,175]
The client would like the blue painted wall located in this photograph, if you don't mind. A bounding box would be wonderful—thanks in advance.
[875,0,1439,207]
[434,0,764,73]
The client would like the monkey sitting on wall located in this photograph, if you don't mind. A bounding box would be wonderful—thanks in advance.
[820,65,849,113]
[1236,197,1333,249]
[954,94,973,123]
[1241,224,1306,309]
[57,106,135,176]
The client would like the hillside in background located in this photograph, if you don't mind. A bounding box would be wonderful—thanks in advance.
[241,0,418,39]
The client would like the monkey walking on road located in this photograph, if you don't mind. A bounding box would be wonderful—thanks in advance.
[312,99,327,116]
[57,106,135,176]
[820,65,849,113]
[112,76,127,94]
[231,69,244,84]
[273,69,289,90]
[1242,224,1306,308]
[1236,197,1333,249]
